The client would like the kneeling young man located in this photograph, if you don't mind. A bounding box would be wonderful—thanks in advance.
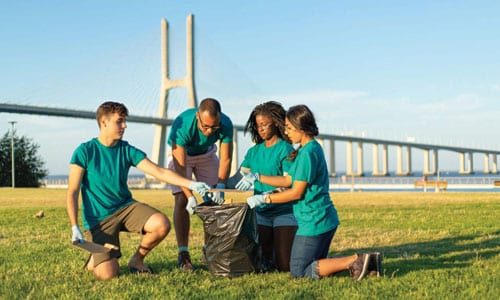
[66,101,209,280]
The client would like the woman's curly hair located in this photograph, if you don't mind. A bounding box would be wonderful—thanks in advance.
[244,101,289,144]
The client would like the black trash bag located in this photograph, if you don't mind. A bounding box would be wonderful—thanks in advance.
[195,203,259,277]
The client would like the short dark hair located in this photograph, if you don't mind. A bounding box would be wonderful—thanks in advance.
[96,101,128,128]
[198,98,221,117]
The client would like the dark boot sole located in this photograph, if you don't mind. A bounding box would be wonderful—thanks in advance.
[368,252,383,277]
[355,253,371,281]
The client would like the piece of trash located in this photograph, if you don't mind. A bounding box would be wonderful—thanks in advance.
[72,240,119,253]
[34,210,44,218]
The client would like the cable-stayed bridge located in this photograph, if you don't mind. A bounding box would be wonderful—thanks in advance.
[1,15,499,177]
[1,102,499,177]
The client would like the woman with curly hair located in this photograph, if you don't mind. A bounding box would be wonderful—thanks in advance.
[236,101,297,272]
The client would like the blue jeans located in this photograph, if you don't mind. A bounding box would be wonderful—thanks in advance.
[290,227,337,279]
[256,211,297,227]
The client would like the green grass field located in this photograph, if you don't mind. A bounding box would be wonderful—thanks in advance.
[0,189,498,299]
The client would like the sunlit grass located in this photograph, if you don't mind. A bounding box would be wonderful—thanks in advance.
[0,189,498,299]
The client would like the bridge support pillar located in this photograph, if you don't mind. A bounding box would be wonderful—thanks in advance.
[346,142,353,176]
[459,152,466,174]
[423,149,430,175]
[492,154,498,174]
[372,144,379,176]
[432,149,439,175]
[396,145,411,175]
[406,146,412,175]
[381,144,389,176]
[424,149,438,175]
[396,145,403,175]
[459,152,474,174]
[468,152,474,174]
[483,153,490,174]
[356,142,364,176]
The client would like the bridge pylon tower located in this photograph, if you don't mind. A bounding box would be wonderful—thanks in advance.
[151,15,197,167]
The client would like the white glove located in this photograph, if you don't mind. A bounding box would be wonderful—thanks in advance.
[185,196,197,215]
[71,224,84,243]
[189,181,210,197]
[235,170,260,191]
[211,183,226,205]
[246,194,265,209]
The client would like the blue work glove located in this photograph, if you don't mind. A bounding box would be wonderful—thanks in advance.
[210,183,225,205]
[71,224,84,243]
[189,181,210,197]
[235,170,260,191]
[185,196,197,215]
[246,194,265,209]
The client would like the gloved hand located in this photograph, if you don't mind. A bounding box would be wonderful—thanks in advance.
[202,193,212,203]
[211,183,225,205]
[185,196,197,215]
[71,224,84,243]
[235,170,260,191]
[246,194,265,209]
[202,183,227,204]
[189,181,210,197]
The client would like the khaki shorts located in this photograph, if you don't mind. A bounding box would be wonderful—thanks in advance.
[88,201,161,267]
[167,144,219,194]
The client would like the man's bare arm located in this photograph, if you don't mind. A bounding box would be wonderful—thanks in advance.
[66,164,85,226]
[218,142,233,183]
[136,157,194,189]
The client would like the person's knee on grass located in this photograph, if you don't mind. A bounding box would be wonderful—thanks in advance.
[93,259,119,281]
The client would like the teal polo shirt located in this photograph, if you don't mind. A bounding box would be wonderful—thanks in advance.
[168,108,233,156]
[287,139,339,236]
[70,138,146,229]
[241,139,294,217]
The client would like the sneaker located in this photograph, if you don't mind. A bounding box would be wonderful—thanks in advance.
[348,253,371,281]
[368,252,383,277]
[177,251,194,271]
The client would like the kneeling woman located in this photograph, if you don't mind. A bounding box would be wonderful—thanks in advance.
[240,105,381,280]
[237,101,297,272]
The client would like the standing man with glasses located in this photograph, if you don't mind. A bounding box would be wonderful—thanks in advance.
[167,98,234,270]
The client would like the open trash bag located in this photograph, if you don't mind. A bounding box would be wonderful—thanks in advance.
[195,203,259,277]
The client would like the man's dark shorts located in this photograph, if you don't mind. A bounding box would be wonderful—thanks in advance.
[89,201,161,267]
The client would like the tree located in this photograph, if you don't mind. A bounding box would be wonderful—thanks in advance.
[0,131,48,187]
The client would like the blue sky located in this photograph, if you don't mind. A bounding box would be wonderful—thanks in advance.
[1,0,499,175]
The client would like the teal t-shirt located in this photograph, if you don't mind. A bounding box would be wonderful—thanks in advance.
[167,108,233,156]
[70,138,146,229]
[241,139,294,217]
[288,140,339,236]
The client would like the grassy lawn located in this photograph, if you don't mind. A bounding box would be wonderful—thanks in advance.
[0,189,498,299]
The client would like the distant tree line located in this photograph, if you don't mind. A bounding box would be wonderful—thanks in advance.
[0,131,47,187]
